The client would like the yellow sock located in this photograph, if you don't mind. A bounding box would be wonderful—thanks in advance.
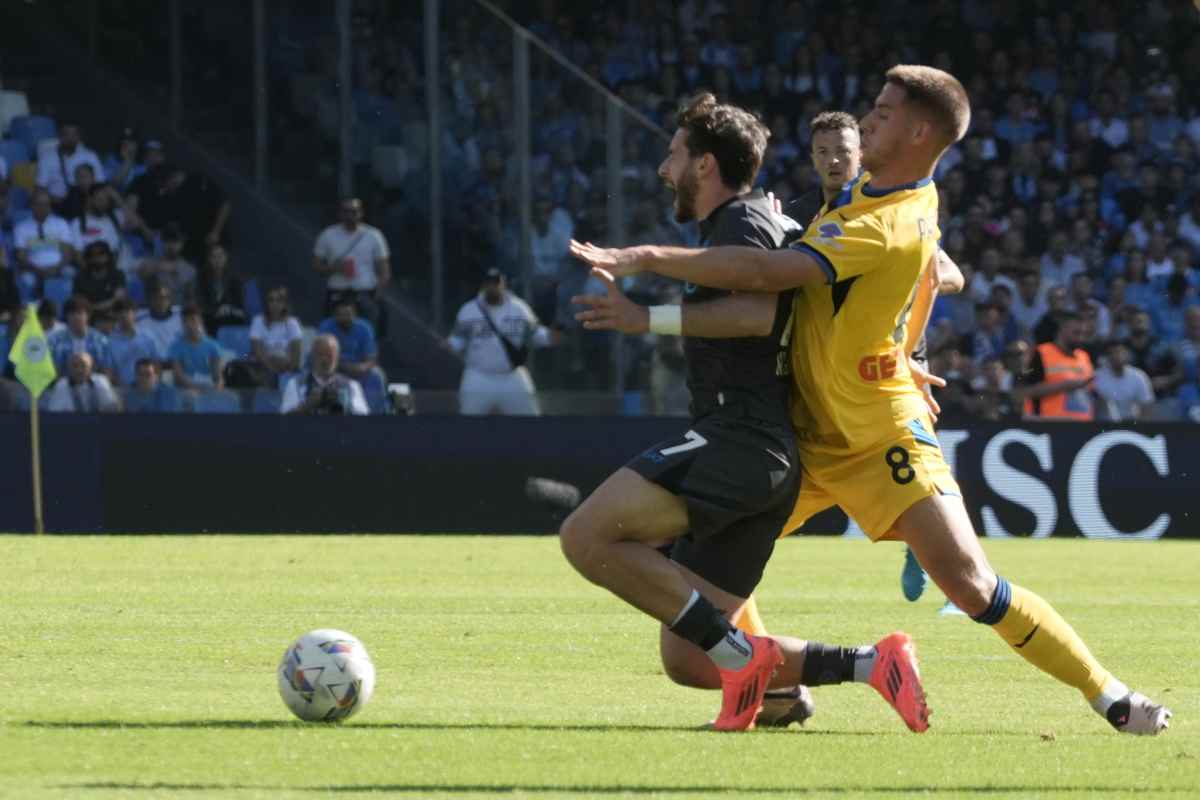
[732,594,769,636]
[987,581,1110,701]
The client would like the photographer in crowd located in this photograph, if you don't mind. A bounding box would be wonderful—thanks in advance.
[280,333,369,416]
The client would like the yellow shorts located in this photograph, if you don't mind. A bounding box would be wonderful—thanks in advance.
[782,415,961,541]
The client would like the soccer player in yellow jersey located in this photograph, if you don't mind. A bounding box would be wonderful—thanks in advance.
[571,65,1171,735]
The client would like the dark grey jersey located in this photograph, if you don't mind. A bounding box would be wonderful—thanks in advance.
[683,189,793,423]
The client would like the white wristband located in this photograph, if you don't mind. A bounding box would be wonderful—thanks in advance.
[648,305,682,336]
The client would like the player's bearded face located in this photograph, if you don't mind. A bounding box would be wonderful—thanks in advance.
[672,164,701,223]
[659,129,701,223]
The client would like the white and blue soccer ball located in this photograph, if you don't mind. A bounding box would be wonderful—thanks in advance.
[278,629,376,722]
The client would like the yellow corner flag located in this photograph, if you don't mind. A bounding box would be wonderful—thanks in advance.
[7,304,57,398]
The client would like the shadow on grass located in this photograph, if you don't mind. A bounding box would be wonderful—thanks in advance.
[22,719,1037,736]
[59,782,1197,795]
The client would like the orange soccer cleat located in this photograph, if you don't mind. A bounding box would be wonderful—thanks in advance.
[712,635,784,732]
[867,632,931,732]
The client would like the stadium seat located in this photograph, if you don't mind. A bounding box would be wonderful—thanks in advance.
[191,390,242,414]
[0,138,30,168]
[9,161,35,192]
[0,90,30,135]
[217,325,252,359]
[42,277,73,309]
[242,278,262,319]
[8,115,56,153]
[125,275,146,307]
[252,389,281,414]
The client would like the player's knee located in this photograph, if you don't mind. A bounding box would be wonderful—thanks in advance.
[558,510,598,574]
[942,566,997,617]
[660,648,714,689]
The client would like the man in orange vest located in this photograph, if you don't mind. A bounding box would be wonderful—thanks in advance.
[1017,310,1095,420]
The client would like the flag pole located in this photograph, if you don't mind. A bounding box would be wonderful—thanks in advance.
[31,399,44,535]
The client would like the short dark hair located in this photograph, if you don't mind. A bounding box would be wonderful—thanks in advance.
[64,296,92,316]
[111,298,132,314]
[885,64,971,146]
[810,111,858,138]
[1055,310,1082,326]
[38,299,57,318]
[134,357,158,373]
[675,92,769,190]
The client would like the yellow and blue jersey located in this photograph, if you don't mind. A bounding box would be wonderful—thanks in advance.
[787,174,940,455]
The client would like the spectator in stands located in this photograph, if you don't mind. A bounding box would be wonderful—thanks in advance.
[44,351,120,413]
[136,283,183,359]
[48,296,115,380]
[312,197,391,334]
[194,242,246,332]
[1016,311,1095,421]
[530,193,575,323]
[108,298,160,386]
[36,121,105,204]
[58,162,108,223]
[139,223,196,303]
[1179,194,1200,255]
[1068,272,1111,339]
[102,128,146,194]
[1163,307,1200,394]
[72,184,127,259]
[1178,356,1200,423]
[38,299,63,336]
[127,159,185,242]
[447,269,556,416]
[1153,272,1196,343]
[0,304,26,409]
[1094,341,1155,422]
[123,357,181,413]
[175,171,232,266]
[318,293,386,413]
[0,247,17,316]
[168,304,223,391]
[1040,231,1084,290]
[1010,270,1048,339]
[280,334,368,416]
[13,188,75,297]
[238,285,301,388]
[72,241,127,318]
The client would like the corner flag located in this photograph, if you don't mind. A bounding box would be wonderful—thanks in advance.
[7,304,57,398]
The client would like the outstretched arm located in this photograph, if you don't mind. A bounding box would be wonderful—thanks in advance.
[573,269,776,337]
[569,240,830,293]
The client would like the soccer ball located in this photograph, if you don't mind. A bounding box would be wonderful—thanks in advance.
[277,629,376,722]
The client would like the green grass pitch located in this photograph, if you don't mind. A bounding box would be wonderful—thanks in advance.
[1,535,1197,799]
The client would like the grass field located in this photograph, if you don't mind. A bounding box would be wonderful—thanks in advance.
[1,535,1197,799]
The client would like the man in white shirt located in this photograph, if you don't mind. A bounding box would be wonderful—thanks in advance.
[44,351,121,413]
[1094,341,1154,421]
[1009,270,1048,338]
[13,188,76,296]
[72,184,125,256]
[447,269,557,416]
[967,247,1017,304]
[1039,231,1085,290]
[312,197,391,333]
[36,122,105,203]
[136,283,184,359]
[280,334,369,415]
[1088,91,1129,150]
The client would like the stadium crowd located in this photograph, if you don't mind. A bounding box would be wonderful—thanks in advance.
[0,115,392,414]
[346,0,1200,420]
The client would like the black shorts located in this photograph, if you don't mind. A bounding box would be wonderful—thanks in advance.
[627,415,800,597]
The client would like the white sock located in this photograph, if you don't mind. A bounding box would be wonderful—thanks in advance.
[706,628,753,671]
[1089,677,1130,716]
[669,590,701,629]
[852,646,877,683]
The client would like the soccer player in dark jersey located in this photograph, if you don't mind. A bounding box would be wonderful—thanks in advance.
[561,94,926,732]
